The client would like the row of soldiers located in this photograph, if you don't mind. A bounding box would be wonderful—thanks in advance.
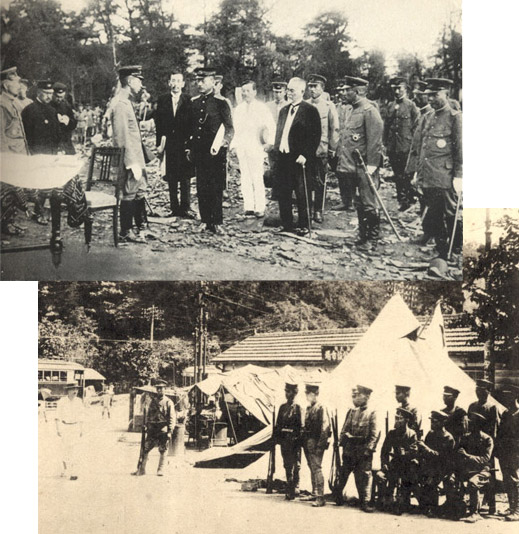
[273,379,519,523]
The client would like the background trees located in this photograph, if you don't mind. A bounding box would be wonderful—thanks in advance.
[1,0,461,104]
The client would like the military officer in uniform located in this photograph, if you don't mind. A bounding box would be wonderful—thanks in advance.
[306,74,339,223]
[300,383,330,507]
[440,385,468,446]
[407,78,462,260]
[110,65,149,243]
[337,385,380,512]
[186,67,234,234]
[495,384,519,521]
[15,78,33,111]
[448,412,494,522]
[0,66,32,235]
[416,411,456,517]
[383,77,419,211]
[336,76,384,250]
[55,383,84,480]
[333,79,354,211]
[133,379,175,476]
[468,379,499,440]
[377,407,419,513]
[22,79,61,224]
[51,82,77,155]
[274,381,304,500]
[411,81,433,116]
[395,385,422,438]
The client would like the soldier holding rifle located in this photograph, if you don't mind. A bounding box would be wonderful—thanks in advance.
[273,381,304,500]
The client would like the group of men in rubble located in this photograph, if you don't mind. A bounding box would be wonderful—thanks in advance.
[274,379,518,523]
[1,64,462,260]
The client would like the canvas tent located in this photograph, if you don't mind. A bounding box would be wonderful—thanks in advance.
[195,295,501,487]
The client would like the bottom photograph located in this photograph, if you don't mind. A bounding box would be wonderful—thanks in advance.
[38,281,518,533]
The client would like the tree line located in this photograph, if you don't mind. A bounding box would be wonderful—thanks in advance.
[1,0,462,105]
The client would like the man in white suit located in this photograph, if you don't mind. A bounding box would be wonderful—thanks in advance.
[231,80,275,218]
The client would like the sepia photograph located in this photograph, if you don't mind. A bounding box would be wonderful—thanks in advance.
[1,0,462,281]
[37,273,518,532]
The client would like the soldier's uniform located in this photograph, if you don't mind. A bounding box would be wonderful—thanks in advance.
[468,379,500,440]
[138,379,176,476]
[336,77,384,245]
[441,386,468,446]
[337,385,380,510]
[21,80,60,155]
[378,408,419,510]
[301,384,330,505]
[306,74,339,222]
[111,66,149,241]
[50,82,77,155]
[407,78,462,259]
[274,382,303,500]
[495,384,519,521]
[187,68,234,232]
[334,85,354,210]
[395,385,422,438]
[448,412,493,522]
[416,411,456,515]
[383,78,419,210]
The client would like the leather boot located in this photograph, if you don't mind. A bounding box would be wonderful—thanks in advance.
[119,200,134,236]
[132,453,148,476]
[355,207,368,246]
[506,486,519,521]
[157,452,167,476]
[312,496,326,507]
[133,199,144,230]
[366,210,380,242]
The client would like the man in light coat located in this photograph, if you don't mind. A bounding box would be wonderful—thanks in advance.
[231,80,275,218]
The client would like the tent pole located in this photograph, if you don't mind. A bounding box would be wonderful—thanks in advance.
[224,394,238,445]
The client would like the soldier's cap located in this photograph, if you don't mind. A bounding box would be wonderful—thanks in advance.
[1,66,19,81]
[53,82,67,92]
[118,65,143,79]
[428,257,449,278]
[502,383,519,395]
[396,407,414,420]
[476,379,493,391]
[390,76,407,87]
[65,383,81,390]
[152,378,168,387]
[356,384,373,396]
[239,79,255,88]
[395,385,411,393]
[307,74,327,86]
[443,385,460,396]
[412,80,428,93]
[194,67,217,79]
[430,410,448,422]
[344,76,369,88]
[305,383,320,394]
[468,411,487,424]
[425,78,453,93]
[272,80,287,90]
[285,381,299,391]
[37,80,54,91]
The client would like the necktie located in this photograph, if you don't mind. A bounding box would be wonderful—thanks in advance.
[290,105,296,115]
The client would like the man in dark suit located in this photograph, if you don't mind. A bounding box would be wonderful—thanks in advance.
[186,67,234,234]
[155,71,195,218]
[50,82,77,155]
[22,80,60,155]
[274,77,321,236]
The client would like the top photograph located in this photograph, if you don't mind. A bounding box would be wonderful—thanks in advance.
[0,0,462,281]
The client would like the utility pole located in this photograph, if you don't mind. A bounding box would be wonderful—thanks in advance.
[485,208,492,252]
[142,305,163,347]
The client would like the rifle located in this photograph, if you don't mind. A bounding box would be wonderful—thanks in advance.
[352,149,403,241]
[266,407,276,494]
[328,410,342,498]
[136,407,147,471]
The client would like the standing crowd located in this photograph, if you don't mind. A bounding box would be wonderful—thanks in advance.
[2,65,462,262]
[274,379,518,523]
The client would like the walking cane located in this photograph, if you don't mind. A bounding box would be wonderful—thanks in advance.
[352,150,403,241]
[301,163,312,239]
[447,191,462,261]
[321,170,328,214]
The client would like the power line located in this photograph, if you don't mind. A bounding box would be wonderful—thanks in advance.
[203,292,269,316]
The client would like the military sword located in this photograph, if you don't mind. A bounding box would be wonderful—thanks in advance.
[447,191,462,260]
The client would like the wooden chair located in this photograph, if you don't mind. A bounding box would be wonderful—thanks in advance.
[84,146,125,247]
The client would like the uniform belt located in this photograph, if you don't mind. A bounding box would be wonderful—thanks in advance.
[61,421,79,425]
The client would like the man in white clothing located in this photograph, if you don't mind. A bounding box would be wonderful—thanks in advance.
[231,80,275,218]
[55,383,84,480]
